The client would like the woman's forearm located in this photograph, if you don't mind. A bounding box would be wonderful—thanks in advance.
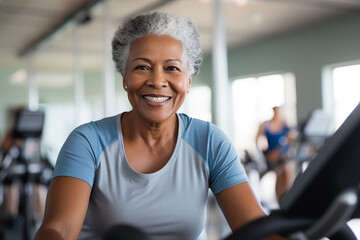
[34,227,65,240]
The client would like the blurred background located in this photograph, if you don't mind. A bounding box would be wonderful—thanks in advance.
[0,0,360,239]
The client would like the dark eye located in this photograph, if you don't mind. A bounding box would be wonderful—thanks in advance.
[166,66,180,71]
[135,65,150,71]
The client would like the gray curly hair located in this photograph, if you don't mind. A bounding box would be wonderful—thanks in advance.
[112,11,203,76]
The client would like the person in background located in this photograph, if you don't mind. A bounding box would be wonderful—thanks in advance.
[35,12,284,240]
[256,106,297,203]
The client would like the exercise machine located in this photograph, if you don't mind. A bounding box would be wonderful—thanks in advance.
[226,102,360,240]
[0,109,53,240]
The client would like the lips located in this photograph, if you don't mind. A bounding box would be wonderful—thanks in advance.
[143,95,171,103]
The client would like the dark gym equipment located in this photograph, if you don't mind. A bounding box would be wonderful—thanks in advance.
[103,224,150,240]
[0,109,53,240]
[226,102,360,240]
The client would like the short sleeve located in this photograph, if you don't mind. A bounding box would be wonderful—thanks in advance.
[207,124,248,195]
[52,123,99,187]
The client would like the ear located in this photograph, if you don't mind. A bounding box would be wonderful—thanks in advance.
[122,74,127,92]
[186,75,193,94]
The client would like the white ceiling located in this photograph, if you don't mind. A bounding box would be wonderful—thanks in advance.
[1,0,360,75]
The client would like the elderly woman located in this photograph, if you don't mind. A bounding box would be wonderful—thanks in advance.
[35,12,268,240]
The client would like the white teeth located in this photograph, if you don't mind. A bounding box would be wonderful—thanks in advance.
[143,96,170,102]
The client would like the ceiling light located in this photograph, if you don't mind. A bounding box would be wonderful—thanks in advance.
[9,69,27,85]
[235,0,248,7]
[9,69,73,88]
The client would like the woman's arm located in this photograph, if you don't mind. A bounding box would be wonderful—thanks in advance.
[35,176,91,240]
[216,182,286,240]
[255,122,268,151]
[216,181,265,231]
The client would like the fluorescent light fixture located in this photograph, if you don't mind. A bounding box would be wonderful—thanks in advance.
[10,69,27,84]
[235,0,248,7]
[9,69,73,88]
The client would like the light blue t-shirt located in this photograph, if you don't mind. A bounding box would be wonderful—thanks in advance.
[53,113,248,240]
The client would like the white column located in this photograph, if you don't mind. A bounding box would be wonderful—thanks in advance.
[102,1,116,117]
[73,28,86,126]
[212,0,231,137]
[211,4,233,236]
[27,57,39,111]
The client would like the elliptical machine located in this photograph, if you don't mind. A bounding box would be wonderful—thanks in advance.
[226,103,360,240]
[0,109,53,240]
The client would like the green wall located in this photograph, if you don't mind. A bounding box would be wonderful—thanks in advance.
[198,13,360,121]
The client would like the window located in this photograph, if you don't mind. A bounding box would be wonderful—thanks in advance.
[180,85,212,122]
[232,73,296,154]
[41,103,76,165]
[332,64,360,129]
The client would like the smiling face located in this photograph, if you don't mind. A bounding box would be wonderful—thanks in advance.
[122,35,192,124]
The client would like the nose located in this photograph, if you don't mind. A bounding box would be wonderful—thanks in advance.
[146,67,168,88]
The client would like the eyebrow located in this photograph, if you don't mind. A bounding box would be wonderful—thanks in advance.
[165,58,182,64]
[131,58,182,64]
[131,57,150,64]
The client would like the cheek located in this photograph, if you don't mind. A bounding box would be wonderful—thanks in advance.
[126,77,143,91]
[172,77,189,92]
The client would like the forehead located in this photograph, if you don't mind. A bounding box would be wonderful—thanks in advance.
[128,35,185,60]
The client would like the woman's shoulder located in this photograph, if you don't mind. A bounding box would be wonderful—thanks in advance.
[75,115,117,131]
[69,115,119,144]
[178,113,212,132]
[178,113,229,142]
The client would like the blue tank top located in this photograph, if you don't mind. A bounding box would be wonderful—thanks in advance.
[264,122,290,153]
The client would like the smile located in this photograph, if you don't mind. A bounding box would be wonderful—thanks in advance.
[143,96,171,102]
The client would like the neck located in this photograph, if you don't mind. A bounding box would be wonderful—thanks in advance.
[122,111,178,145]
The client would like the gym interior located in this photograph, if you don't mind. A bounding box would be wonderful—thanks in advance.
[0,0,360,239]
